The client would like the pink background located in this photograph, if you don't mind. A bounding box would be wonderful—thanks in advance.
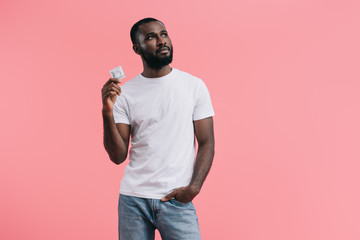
[1,0,360,239]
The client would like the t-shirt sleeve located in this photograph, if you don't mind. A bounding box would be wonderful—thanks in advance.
[113,94,131,125]
[193,80,215,121]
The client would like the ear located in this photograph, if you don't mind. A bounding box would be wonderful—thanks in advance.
[133,44,140,55]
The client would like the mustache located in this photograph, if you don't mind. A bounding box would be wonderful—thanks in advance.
[156,46,171,54]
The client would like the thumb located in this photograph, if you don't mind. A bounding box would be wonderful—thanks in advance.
[161,190,177,201]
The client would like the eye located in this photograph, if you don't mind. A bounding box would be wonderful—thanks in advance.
[161,33,168,37]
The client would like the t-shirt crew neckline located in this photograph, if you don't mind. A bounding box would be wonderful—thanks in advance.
[138,68,176,81]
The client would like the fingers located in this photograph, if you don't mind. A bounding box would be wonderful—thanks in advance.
[104,78,121,90]
[105,78,122,86]
[101,78,123,113]
[161,190,177,201]
[102,89,121,103]
[109,84,121,95]
[102,79,122,98]
[102,91,119,99]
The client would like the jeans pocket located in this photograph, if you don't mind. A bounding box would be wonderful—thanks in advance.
[170,198,191,207]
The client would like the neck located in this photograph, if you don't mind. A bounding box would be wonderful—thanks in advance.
[141,65,172,78]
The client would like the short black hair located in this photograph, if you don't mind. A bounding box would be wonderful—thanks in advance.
[130,17,165,44]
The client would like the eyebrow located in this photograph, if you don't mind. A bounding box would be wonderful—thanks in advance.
[145,32,155,37]
[144,30,167,37]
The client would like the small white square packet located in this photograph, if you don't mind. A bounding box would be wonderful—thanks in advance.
[109,66,125,80]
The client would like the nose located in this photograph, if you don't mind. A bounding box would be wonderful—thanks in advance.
[156,36,167,46]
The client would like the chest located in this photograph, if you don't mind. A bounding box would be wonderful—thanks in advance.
[125,82,195,126]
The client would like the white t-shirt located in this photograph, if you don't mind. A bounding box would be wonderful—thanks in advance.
[113,68,214,199]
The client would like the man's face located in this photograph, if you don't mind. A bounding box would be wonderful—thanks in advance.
[135,21,173,70]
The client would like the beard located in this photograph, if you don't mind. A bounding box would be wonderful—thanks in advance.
[140,46,173,70]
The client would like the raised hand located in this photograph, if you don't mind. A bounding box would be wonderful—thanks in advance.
[101,78,122,116]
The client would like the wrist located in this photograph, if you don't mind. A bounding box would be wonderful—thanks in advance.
[188,184,201,195]
[102,108,113,119]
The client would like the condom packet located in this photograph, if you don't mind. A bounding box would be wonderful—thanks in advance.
[109,66,125,80]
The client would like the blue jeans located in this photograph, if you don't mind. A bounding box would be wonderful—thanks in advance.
[118,194,201,240]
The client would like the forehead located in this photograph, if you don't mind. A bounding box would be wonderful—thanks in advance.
[138,21,167,36]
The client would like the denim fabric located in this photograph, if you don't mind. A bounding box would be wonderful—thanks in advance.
[118,194,201,240]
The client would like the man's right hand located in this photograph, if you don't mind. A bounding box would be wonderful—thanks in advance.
[101,78,122,116]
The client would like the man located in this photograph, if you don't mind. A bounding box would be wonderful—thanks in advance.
[101,17,215,240]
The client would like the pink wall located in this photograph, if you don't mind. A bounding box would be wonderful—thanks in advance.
[1,0,360,239]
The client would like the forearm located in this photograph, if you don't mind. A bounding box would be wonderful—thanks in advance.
[189,141,215,192]
[102,112,128,164]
